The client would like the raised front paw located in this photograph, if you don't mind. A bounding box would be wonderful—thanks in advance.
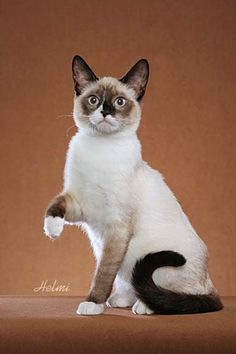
[43,216,64,240]
[132,299,154,315]
[76,301,105,316]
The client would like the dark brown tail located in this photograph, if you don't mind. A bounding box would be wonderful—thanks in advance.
[132,251,223,314]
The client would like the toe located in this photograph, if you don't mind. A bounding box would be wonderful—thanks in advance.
[44,216,64,239]
[76,301,105,316]
[132,300,154,315]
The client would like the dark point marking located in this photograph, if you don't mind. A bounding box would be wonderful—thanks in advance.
[132,250,223,314]
[101,100,115,117]
[46,195,66,218]
[72,55,98,95]
[120,58,149,101]
[79,82,134,121]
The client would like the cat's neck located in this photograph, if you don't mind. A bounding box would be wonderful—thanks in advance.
[75,129,142,165]
[77,129,141,145]
[78,125,139,139]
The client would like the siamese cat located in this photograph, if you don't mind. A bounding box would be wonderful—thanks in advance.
[44,56,223,315]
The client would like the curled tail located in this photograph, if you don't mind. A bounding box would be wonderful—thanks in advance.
[132,251,223,314]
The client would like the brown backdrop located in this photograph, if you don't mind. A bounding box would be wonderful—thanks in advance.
[0,0,235,297]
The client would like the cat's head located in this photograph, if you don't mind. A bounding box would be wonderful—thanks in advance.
[72,56,149,136]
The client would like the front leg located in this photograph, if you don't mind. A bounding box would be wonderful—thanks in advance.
[77,228,130,316]
[44,191,82,240]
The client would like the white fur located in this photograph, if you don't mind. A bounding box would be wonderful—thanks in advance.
[132,300,154,315]
[89,108,120,134]
[76,301,105,315]
[44,216,64,239]
[107,292,137,308]
[63,130,215,296]
[73,77,141,136]
[50,77,218,315]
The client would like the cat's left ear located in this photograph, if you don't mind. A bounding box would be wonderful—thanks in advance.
[120,59,149,101]
[72,55,98,95]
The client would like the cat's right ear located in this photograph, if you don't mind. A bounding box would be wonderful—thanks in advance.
[72,56,98,95]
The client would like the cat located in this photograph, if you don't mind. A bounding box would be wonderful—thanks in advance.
[43,56,223,315]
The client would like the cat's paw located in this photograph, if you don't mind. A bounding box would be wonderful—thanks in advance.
[132,300,154,315]
[107,293,136,308]
[76,301,105,316]
[43,216,64,240]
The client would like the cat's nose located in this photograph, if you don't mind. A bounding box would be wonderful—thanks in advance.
[101,102,113,117]
[101,110,111,117]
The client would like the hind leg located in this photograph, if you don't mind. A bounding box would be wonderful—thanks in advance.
[132,299,154,315]
[107,276,137,308]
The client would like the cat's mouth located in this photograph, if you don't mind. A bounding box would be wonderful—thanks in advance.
[97,118,116,127]
[87,114,119,133]
[88,117,118,134]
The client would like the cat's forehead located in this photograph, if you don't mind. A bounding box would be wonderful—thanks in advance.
[82,77,135,99]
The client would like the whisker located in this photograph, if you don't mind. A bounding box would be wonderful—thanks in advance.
[56,113,74,120]
[66,124,77,137]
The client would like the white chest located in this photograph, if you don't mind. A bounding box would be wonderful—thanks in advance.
[64,132,141,226]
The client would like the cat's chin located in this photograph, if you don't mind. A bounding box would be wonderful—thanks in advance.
[89,121,119,135]
[97,121,117,130]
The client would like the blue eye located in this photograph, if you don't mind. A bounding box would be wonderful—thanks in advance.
[88,95,99,105]
[115,97,126,107]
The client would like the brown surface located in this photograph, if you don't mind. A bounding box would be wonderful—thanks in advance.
[0,0,235,296]
[0,296,235,354]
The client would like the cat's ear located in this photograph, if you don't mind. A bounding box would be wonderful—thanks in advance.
[72,55,98,95]
[120,59,149,101]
